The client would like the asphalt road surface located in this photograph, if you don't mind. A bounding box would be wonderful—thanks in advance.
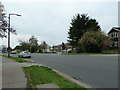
[11,53,118,88]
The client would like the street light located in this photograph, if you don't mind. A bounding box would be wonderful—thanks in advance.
[8,13,21,57]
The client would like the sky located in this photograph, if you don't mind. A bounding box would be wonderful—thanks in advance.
[0,0,119,48]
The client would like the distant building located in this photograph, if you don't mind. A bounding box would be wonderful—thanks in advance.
[52,43,72,52]
[52,45,62,52]
[42,44,51,52]
[108,27,120,48]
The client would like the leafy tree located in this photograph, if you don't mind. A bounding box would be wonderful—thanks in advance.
[18,36,39,52]
[40,41,48,52]
[29,36,38,46]
[29,36,38,52]
[1,45,7,50]
[78,31,107,53]
[19,40,31,51]
[102,35,111,50]
[68,14,101,48]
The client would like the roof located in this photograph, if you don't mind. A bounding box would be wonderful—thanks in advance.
[108,27,120,34]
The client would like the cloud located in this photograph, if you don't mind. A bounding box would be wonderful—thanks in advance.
[0,1,118,48]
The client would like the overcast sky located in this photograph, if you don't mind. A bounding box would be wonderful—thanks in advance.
[0,0,119,48]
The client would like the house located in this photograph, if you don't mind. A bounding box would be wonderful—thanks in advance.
[52,43,72,52]
[108,27,120,48]
[52,45,62,52]
[42,44,51,52]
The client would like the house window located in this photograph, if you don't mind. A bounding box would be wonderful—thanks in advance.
[111,33,114,38]
[110,32,118,38]
[110,41,118,47]
[115,42,118,47]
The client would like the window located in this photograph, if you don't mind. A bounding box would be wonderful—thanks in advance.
[110,32,118,38]
[110,41,118,47]
[115,42,118,47]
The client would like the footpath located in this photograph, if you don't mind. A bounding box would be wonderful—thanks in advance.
[1,56,27,89]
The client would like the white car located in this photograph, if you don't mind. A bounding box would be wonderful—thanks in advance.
[67,49,72,53]
[18,51,31,58]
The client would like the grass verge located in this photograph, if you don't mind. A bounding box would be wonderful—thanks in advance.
[2,55,29,63]
[23,65,86,89]
[62,52,117,55]
[34,52,56,54]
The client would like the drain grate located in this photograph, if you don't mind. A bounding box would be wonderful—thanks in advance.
[72,76,82,81]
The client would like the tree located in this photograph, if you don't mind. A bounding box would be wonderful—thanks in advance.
[0,2,16,38]
[0,2,7,38]
[61,42,66,50]
[18,36,39,52]
[19,40,31,51]
[1,45,7,50]
[40,41,48,52]
[29,36,38,52]
[78,31,107,53]
[102,35,111,50]
[29,36,38,46]
[68,14,101,48]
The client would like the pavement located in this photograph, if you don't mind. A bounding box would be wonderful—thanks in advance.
[1,56,27,89]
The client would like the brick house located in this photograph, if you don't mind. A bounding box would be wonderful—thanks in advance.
[108,27,120,48]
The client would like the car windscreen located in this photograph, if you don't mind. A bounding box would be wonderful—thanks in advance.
[23,51,29,54]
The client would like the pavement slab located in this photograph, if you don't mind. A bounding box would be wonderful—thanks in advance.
[37,83,60,88]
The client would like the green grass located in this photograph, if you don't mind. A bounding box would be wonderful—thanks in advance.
[23,65,86,89]
[34,52,56,54]
[2,55,29,63]
[62,52,116,55]
[102,49,119,54]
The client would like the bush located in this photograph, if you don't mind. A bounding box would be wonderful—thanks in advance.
[78,31,107,53]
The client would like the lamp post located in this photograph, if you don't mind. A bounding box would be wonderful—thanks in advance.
[8,13,21,57]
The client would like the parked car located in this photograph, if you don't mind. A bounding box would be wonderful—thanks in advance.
[18,51,31,58]
[61,50,67,53]
[67,49,72,53]
[11,51,16,54]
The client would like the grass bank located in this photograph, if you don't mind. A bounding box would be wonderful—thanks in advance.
[23,65,86,89]
[2,55,29,63]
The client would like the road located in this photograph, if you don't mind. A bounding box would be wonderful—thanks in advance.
[11,53,118,88]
